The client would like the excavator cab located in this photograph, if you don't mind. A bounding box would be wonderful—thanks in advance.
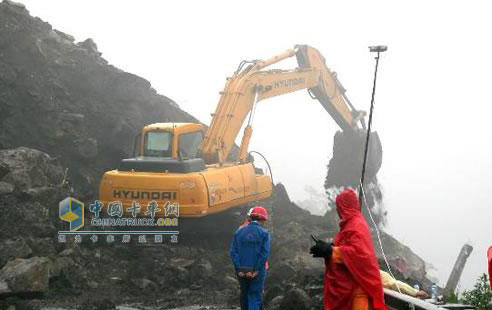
[99,121,272,218]
[120,123,207,174]
[139,123,203,159]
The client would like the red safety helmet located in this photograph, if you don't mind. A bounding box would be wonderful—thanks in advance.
[250,206,268,221]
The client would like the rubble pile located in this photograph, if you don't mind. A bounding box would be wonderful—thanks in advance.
[0,155,431,309]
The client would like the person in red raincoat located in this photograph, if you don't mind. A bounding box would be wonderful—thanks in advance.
[488,246,492,289]
[310,189,387,310]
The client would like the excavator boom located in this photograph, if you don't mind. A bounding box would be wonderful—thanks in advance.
[200,45,364,164]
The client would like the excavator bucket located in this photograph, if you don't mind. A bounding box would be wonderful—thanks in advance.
[325,130,382,188]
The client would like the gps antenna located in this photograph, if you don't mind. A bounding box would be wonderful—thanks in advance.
[359,45,387,208]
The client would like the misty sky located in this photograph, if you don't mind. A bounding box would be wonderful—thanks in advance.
[14,0,491,290]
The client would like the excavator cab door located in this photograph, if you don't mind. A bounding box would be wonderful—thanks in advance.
[177,131,203,160]
[132,132,142,157]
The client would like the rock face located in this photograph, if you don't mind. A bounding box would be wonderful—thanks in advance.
[0,147,67,241]
[0,0,198,199]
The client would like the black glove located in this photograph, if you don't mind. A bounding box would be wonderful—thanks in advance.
[310,240,333,258]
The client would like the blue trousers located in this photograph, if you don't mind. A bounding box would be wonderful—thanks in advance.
[238,272,265,310]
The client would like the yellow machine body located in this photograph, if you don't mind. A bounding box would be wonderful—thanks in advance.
[99,123,272,217]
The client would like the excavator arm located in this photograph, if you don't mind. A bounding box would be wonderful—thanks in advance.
[295,45,366,131]
[200,45,366,164]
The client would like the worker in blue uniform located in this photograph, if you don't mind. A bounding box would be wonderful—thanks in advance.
[230,206,271,310]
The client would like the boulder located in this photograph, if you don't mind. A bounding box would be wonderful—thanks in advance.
[28,237,56,257]
[268,295,284,310]
[0,181,14,195]
[136,278,157,290]
[0,256,50,294]
[0,238,32,268]
[188,258,213,278]
[279,287,311,310]
[0,147,64,191]
[87,280,99,289]
[268,261,296,284]
[49,256,73,278]
[0,163,9,179]
[264,284,284,305]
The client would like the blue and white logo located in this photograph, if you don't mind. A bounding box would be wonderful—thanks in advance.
[59,197,84,231]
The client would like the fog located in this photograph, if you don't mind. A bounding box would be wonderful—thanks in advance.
[16,0,492,290]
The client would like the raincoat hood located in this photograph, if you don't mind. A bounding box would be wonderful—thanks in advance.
[336,189,361,223]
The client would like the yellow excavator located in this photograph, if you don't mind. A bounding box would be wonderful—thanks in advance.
[98,45,381,218]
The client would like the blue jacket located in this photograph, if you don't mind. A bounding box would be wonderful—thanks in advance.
[230,221,270,273]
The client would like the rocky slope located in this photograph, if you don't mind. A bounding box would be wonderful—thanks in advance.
[0,0,197,200]
[0,1,434,309]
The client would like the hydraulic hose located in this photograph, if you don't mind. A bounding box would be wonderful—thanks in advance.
[249,150,275,239]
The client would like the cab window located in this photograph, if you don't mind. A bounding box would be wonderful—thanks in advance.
[178,131,203,159]
[143,131,171,157]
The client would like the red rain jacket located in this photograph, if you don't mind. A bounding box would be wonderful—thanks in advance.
[488,246,492,289]
[324,189,387,310]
